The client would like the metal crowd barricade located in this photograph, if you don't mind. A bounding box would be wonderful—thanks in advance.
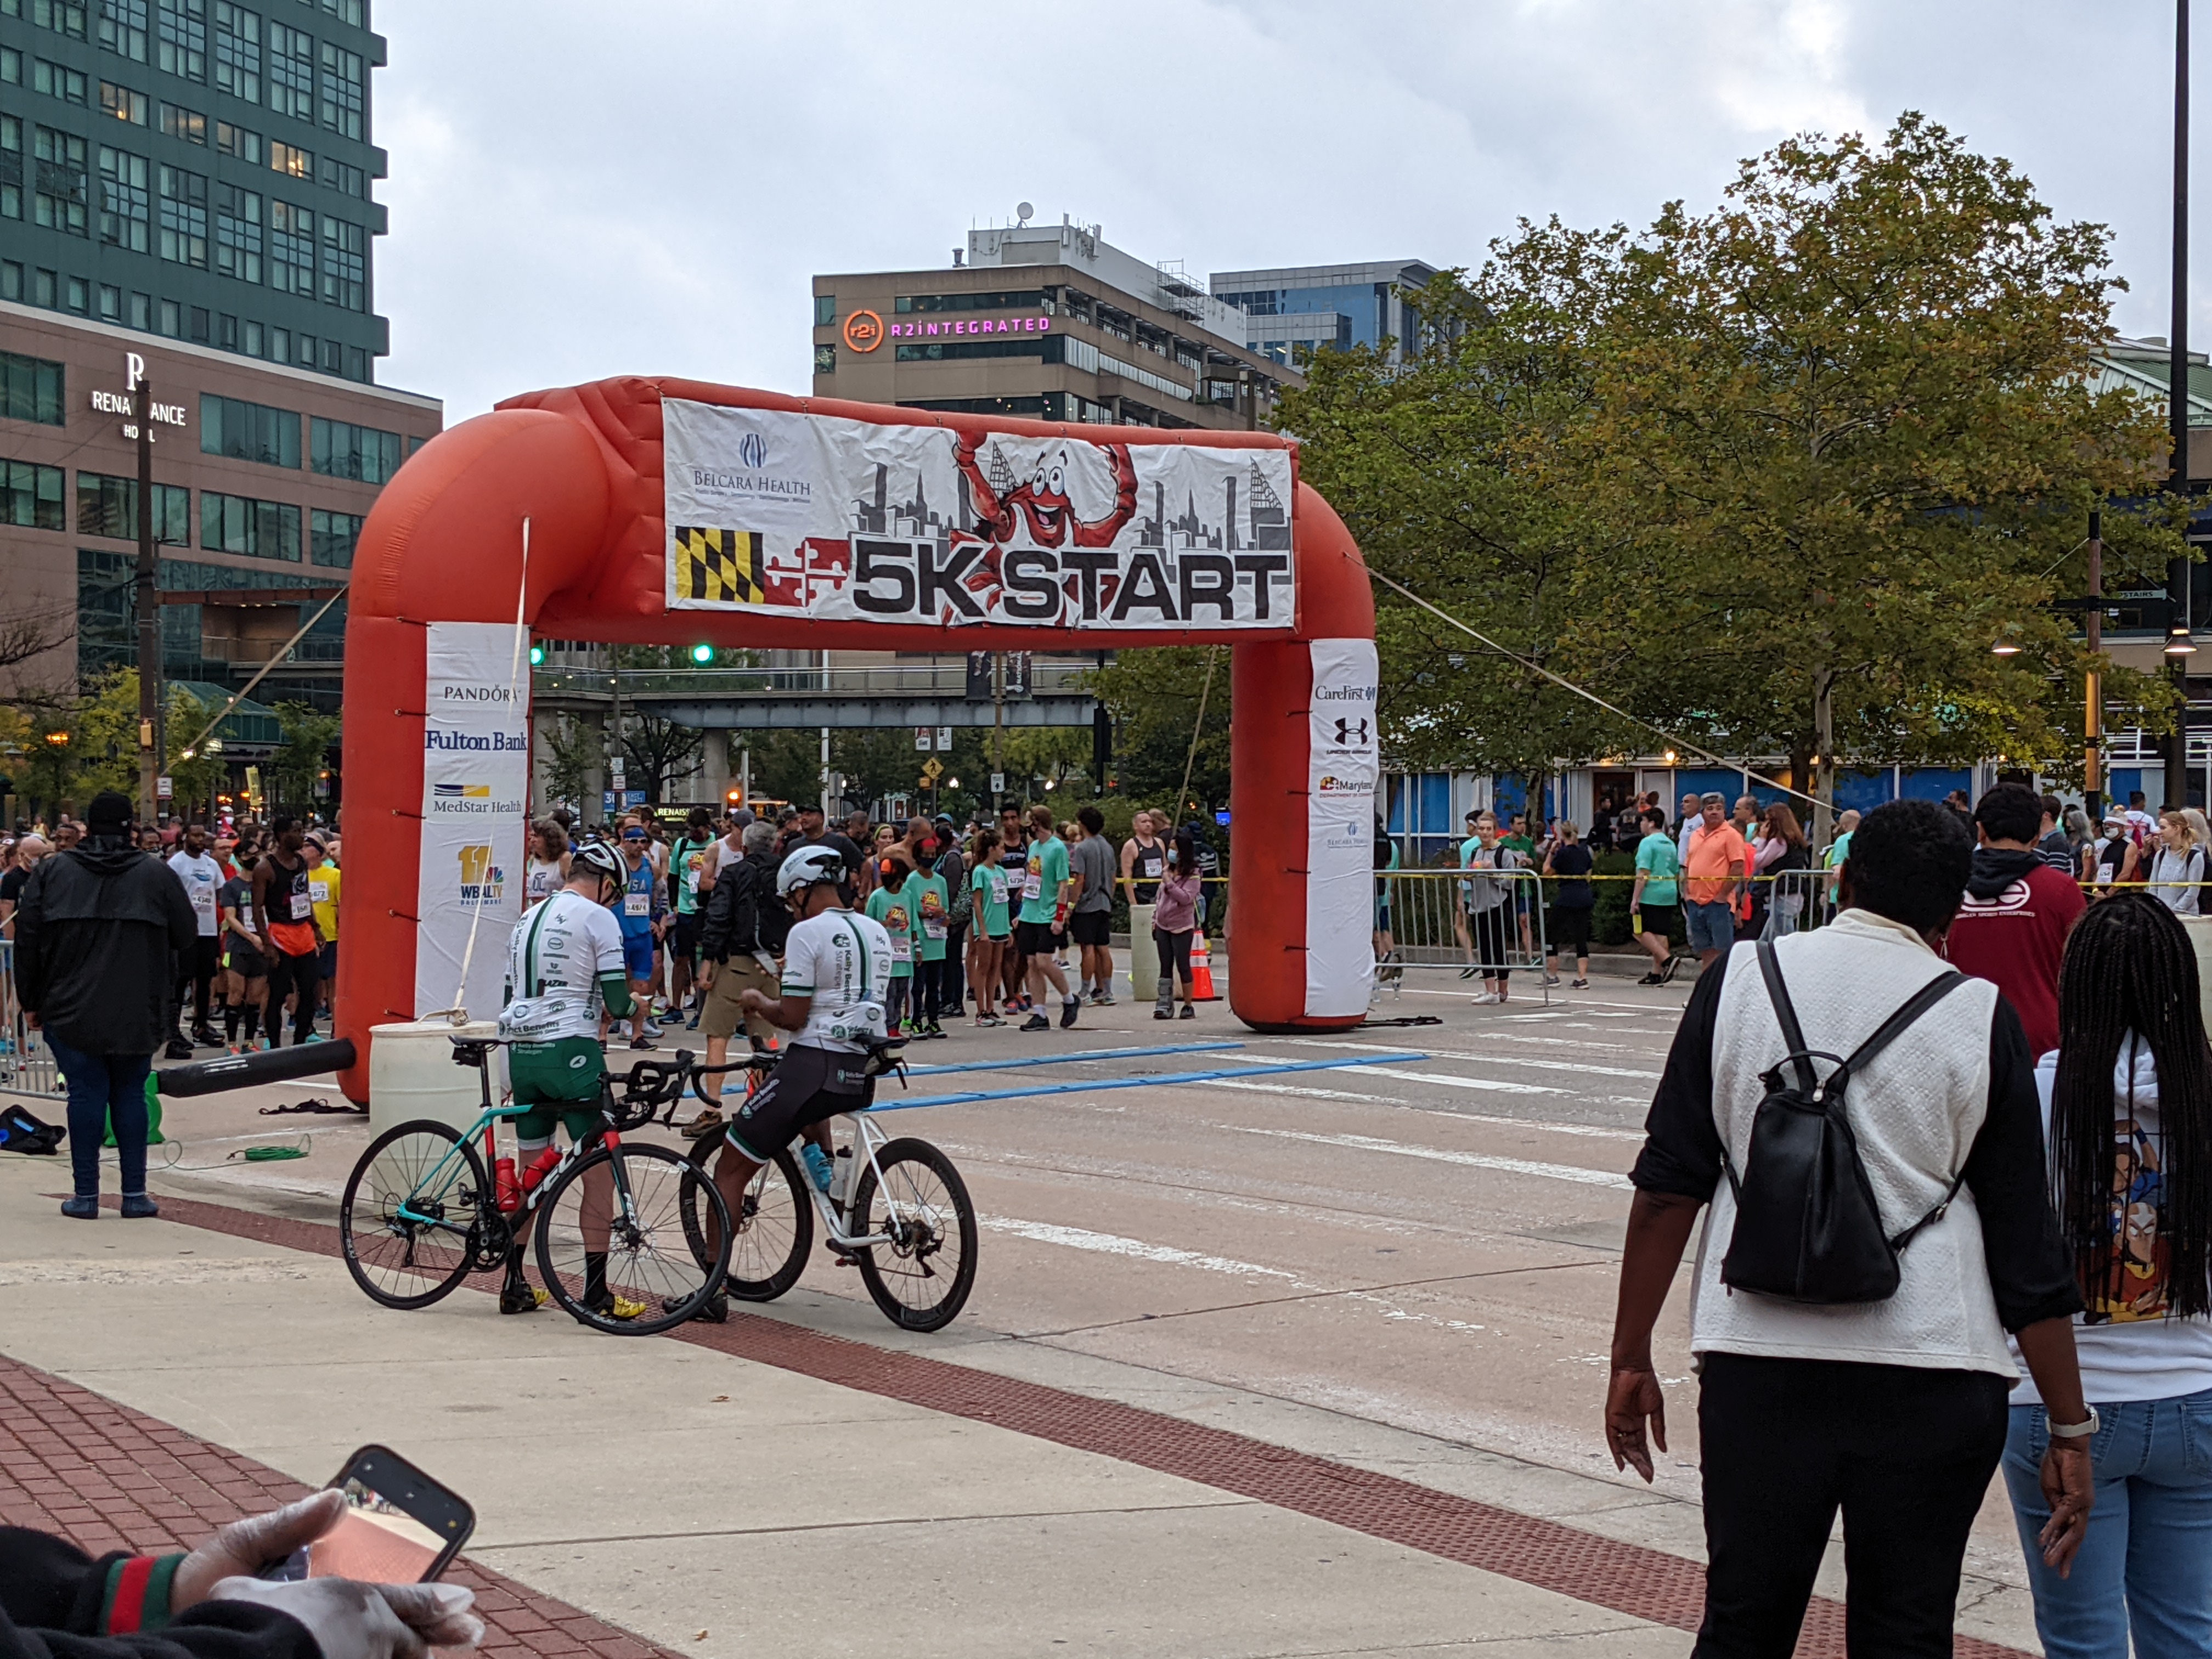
[1374,866,1550,1006]
[1754,867,1831,938]
[0,940,60,1098]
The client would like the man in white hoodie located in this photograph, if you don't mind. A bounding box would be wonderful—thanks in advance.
[1606,797,2097,1655]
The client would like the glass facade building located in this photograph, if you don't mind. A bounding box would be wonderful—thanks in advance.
[1209,260,1440,368]
[0,0,389,383]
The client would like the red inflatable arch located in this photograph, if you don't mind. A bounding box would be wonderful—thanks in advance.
[333,377,1379,1103]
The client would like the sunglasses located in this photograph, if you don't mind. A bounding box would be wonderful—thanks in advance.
[622,832,645,842]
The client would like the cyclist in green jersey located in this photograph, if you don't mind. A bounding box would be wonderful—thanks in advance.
[495,839,641,1318]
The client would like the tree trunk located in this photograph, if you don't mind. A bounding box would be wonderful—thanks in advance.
[1811,667,1836,850]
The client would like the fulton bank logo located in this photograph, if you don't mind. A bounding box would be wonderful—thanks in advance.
[737,431,768,470]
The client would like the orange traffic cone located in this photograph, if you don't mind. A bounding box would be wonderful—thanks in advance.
[1189,933,1220,1002]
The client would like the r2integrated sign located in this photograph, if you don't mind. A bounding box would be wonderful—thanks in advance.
[662,402,1297,631]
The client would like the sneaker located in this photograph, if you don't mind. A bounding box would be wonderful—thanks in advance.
[1543,974,1561,988]
[679,1107,724,1141]
[165,1036,194,1060]
[1154,1007,1173,1020]
[1571,977,1590,989]
[59,1195,99,1221]
[191,1028,219,1047]
[975,1013,1003,1028]
[1637,971,1663,986]
[1060,996,1080,1029]
[629,1038,658,1051]
[1003,998,1023,1015]
[499,1284,550,1315]
[226,1042,242,1057]
[1177,1005,1197,1020]
[922,1023,948,1040]
[583,1294,648,1323]
[1020,1013,1051,1031]
[1092,991,1116,1007]
[686,1014,701,1031]
[1019,995,1035,1013]
[674,1288,727,1324]
[120,1194,158,1219]
[1471,991,1503,1006]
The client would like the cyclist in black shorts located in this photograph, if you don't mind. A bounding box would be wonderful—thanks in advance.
[705,845,896,1299]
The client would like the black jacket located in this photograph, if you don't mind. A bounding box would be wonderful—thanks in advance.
[14,840,198,1054]
[699,850,787,962]
[0,1528,315,1659]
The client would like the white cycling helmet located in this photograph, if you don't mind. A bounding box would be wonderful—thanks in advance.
[777,844,848,899]
[573,840,623,892]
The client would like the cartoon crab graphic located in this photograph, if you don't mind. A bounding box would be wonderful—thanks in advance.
[952,433,1139,616]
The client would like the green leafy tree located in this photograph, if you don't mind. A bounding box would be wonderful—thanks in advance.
[1571,113,2179,827]
[269,701,342,812]
[165,686,227,822]
[1091,646,1231,819]
[538,713,597,814]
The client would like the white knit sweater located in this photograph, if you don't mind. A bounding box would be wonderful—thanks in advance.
[1690,909,2017,1377]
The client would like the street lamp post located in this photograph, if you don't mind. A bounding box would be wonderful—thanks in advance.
[134,372,160,824]
[2169,0,2195,811]
[2088,509,2106,823]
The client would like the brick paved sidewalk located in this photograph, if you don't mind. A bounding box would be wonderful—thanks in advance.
[53,1187,2032,1659]
[0,1353,673,1659]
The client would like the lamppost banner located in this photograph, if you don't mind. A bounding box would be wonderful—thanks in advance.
[662,400,1297,630]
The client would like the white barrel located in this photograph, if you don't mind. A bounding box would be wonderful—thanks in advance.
[368,1019,503,1139]
[1128,903,1157,1000]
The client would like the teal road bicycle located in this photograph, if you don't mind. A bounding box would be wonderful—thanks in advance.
[338,1039,733,1336]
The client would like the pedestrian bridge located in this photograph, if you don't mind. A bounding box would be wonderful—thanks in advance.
[529,661,1099,729]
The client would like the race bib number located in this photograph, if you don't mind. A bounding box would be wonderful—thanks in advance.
[291,892,313,922]
[308,880,330,904]
[189,879,217,918]
[624,893,650,917]
[890,935,912,962]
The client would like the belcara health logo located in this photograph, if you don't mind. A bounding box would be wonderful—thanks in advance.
[737,431,768,470]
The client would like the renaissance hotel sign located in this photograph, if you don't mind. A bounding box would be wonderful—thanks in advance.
[661,399,1297,631]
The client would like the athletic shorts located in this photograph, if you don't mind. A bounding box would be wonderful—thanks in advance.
[1637,902,1680,939]
[725,1044,872,1163]
[225,943,267,979]
[673,913,703,960]
[1015,919,1063,957]
[1068,911,1111,947]
[621,932,655,980]
[508,1034,605,1143]
[318,940,338,980]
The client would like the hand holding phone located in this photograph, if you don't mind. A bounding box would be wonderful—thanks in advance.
[261,1445,474,1584]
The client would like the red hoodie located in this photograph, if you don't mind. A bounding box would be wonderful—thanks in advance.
[1943,853,2084,1059]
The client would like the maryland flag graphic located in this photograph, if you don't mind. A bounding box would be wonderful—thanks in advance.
[672,527,768,605]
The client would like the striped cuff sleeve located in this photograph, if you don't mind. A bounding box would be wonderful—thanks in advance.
[101,1553,184,1634]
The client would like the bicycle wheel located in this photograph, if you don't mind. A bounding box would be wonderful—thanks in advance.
[849,1137,978,1333]
[682,1131,812,1301]
[534,1142,732,1335]
[340,1120,490,1310]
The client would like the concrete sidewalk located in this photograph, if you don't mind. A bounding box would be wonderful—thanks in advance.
[0,1152,1695,1659]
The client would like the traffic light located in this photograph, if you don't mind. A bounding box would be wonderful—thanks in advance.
[528,645,544,665]
[690,643,715,664]
[725,785,744,805]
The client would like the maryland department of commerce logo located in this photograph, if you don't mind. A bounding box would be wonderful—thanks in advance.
[673,526,769,605]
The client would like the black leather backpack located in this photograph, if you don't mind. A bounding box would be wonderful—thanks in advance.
[1719,941,1972,1304]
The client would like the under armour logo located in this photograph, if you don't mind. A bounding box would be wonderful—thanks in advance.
[1332,718,1371,746]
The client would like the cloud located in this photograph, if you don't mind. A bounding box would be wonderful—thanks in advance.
[372,1,2206,420]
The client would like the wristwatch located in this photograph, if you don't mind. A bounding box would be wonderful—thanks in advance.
[2049,1406,2101,1440]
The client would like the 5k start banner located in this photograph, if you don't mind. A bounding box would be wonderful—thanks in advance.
[662,400,1297,630]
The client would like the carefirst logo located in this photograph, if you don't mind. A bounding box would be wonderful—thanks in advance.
[427,729,527,752]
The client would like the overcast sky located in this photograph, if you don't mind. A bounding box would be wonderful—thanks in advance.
[375,1,2202,420]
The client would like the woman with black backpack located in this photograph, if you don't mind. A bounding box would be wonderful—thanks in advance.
[2004,893,2212,1657]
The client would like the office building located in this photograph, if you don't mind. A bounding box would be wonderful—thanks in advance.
[0,301,440,719]
[1,0,390,383]
[1209,259,1441,368]
[814,215,1301,428]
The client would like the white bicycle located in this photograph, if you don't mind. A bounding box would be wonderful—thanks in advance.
[676,1053,978,1333]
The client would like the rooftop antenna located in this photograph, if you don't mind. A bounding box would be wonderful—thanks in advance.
[1016,201,1034,226]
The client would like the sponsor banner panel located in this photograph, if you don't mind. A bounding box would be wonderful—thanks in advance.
[415,622,529,1019]
[662,400,1296,631]
[1305,637,1380,1017]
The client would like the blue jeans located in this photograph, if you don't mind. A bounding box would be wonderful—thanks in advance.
[2003,1391,2212,1658]
[46,1036,153,1200]
[1685,899,1736,953]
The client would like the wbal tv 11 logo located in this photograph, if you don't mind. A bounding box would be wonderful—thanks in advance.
[456,843,506,906]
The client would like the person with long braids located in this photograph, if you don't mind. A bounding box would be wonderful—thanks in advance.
[2006,891,2212,1657]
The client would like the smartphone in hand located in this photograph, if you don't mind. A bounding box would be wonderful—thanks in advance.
[262,1444,475,1582]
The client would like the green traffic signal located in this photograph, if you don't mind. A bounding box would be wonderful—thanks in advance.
[690,643,715,664]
